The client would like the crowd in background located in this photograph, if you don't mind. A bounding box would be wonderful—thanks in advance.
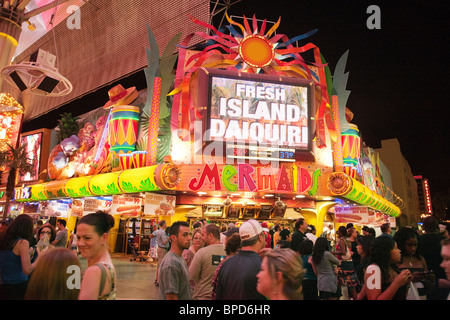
[155,215,450,301]
[0,212,449,301]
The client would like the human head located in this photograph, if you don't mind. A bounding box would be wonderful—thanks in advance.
[239,219,265,249]
[169,221,191,251]
[422,216,439,233]
[367,227,376,237]
[159,220,167,229]
[338,226,347,238]
[225,233,241,255]
[57,219,66,230]
[356,235,374,258]
[346,223,354,229]
[25,248,80,300]
[202,223,220,245]
[78,211,114,236]
[0,214,34,250]
[279,228,291,241]
[369,236,400,282]
[298,239,314,256]
[394,227,419,258]
[192,229,203,249]
[76,211,115,259]
[347,227,357,240]
[48,217,57,227]
[380,223,391,235]
[295,218,308,232]
[362,226,369,235]
[308,225,316,235]
[311,237,329,265]
[192,221,202,229]
[37,224,56,242]
[257,248,304,300]
[440,238,450,281]
[0,218,12,233]
[277,240,291,249]
[224,227,239,237]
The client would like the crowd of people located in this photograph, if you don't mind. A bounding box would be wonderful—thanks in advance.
[0,212,449,301]
[0,211,116,300]
[155,216,450,301]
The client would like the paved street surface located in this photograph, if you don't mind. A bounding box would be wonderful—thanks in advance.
[79,253,159,300]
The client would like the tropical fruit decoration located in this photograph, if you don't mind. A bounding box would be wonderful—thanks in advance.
[57,112,80,143]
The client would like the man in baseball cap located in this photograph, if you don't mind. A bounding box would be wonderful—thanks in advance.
[215,220,266,300]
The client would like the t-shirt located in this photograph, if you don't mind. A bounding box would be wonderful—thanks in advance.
[314,251,340,293]
[158,252,191,300]
[301,254,317,281]
[155,228,169,249]
[215,250,266,300]
[54,229,68,248]
[290,230,307,252]
[189,243,226,300]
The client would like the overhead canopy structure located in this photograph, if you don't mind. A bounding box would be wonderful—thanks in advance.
[1,0,210,122]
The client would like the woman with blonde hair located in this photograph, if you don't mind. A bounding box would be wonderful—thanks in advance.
[183,228,203,267]
[257,248,304,300]
[25,248,80,300]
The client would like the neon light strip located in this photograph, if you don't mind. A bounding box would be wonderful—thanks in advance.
[227,155,296,162]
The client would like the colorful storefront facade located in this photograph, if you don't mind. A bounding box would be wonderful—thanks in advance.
[5,14,402,252]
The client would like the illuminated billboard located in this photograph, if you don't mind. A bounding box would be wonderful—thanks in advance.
[198,68,313,162]
[18,132,42,182]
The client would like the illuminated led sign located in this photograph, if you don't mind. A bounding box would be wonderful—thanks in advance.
[187,162,321,196]
[18,132,42,182]
[198,68,313,161]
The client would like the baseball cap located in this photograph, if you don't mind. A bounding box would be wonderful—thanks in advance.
[224,227,239,237]
[239,219,263,240]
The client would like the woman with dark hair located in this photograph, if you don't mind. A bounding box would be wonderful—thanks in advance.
[36,224,57,251]
[395,227,430,299]
[0,214,40,299]
[211,233,241,300]
[310,237,341,300]
[299,239,317,300]
[355,235,374,283]
[77,210,116,300]
[364,236,412,300]
[335,226,359,299]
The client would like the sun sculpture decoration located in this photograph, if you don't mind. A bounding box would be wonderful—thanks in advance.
[170,13,336,148]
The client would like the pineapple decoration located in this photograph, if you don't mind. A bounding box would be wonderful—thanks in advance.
[47,112,81,180]
[57,112,80,143]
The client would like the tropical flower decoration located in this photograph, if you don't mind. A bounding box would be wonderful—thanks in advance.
[170,13,336,147]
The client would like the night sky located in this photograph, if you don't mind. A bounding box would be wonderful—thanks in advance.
[224,0,450,197]
[22,1,449,199]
